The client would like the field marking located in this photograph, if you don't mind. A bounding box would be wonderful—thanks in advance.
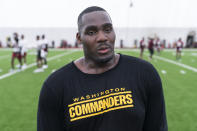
[191,53,197,56]
[153,55,197,72]
[117,49,197,73]
[161,70,167,74]
[28,52,37,55]
[0,48,12,51]
[0,50,77,80]
[130,50,197,73]
[191,59,195,63]
[180,70,186,74]
[0,55,9,60]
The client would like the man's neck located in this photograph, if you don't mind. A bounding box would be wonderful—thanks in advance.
[75,54,120,74]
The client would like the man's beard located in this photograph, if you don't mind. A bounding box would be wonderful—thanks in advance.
[93,51,114,64]
[84,42,115,64]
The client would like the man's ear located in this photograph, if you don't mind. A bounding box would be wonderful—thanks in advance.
[76,32,81,44]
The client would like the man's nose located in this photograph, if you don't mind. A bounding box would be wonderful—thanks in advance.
[96,31,107,42]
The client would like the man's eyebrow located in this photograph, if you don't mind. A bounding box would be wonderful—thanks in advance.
[102,23,113,27]
[84,23,113,32]
[85,25,98,31]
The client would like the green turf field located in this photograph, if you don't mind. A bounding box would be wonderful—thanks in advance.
[0,48,197,131]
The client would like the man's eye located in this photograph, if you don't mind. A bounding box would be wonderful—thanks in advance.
[104,27,112,33]
[87,31,97,35]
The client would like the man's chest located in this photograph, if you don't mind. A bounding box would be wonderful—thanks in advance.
[62,76,146,127]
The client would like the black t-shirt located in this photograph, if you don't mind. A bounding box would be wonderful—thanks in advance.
[37,54,168,131]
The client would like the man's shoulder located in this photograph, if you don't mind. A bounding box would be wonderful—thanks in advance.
[44,62,75,84]
[120,54,160,81]
[120,54,155,71]
[121,54,150,65]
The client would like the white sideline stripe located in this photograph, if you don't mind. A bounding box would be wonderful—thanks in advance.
[0,51,76,80]
[119,50,197,73]
[0,48,12,51]
[0,55,9,60]
[153,55,197,72]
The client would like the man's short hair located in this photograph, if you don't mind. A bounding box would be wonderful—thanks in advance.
[77,6,107,32]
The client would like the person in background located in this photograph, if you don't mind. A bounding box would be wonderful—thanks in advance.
[51,40,55,48]
[19,34,28,68]
[148,37,154,60]
[155,37,161,55]
[0,40,2,48]
[34,35,44,73]
[41,34,49,69]
[139,37,145,59]
[6,37,12,48]
[10,33,22,72]
[176,38,184,60]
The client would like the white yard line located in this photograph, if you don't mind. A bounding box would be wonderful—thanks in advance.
[153,55,197,72]
[0,55,9,60]
[0,48,12,51]
[0,50,77,80]
[132,50,197,73]
[117,49,197,73]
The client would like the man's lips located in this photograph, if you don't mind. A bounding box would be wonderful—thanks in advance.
[97,46,111,54]
[97,48,110,54]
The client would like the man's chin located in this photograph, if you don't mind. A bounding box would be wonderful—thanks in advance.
[95,53,114,64]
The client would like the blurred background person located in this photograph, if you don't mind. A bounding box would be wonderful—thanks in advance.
[6,37,12,48]
[19,34,28,69]
[176,38,184,60]
[41,34,48,69]
[155,37,161,55]
[34,35,44,73]
[139,37,145,59]
[148,37,154,60]
[10,33,22,72]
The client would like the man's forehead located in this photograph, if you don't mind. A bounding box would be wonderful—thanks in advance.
[81,11,112,27]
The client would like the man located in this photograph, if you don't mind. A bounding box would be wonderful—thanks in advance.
[40,34,49,69]
[155,37,161,55]
[10,33,22,72]
[6,37,12,48]
[37,6,168,131]
[0,40,2,48]
[176,38,184,60]
[19,34,28,68]
[34,35,44,73]
[139,37,145,58]
[148,37,154,60]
